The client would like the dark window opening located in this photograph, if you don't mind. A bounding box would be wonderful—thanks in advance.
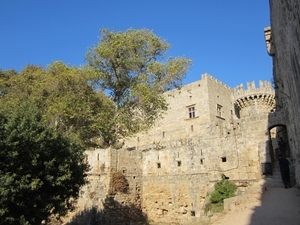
[217,104,222,117]
[221,157,227,162]
[177,161,181,167]
[191,211,195,216]
[157,162,161,168]
[200,159,204,165]
[188,106,195,118]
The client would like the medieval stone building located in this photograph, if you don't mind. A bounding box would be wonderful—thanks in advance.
[266,0,300,187]
[66,74,277,225]
[63,1,300,224]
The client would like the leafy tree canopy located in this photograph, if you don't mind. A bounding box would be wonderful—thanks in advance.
[0,101,88,225]
[86,28,191,139]
[0,28,191,146]
[0,63,115,147]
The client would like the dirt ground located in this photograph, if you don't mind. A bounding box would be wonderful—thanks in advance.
[211,187,300,225]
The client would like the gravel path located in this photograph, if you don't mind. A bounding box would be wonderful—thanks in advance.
[212,187,300,225]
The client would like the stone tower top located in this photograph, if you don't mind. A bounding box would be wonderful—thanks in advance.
[233,80,275,117]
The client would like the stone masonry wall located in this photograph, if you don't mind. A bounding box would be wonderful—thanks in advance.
[63,74,275,224]
[269,0,300,186]
[122,74,274,224]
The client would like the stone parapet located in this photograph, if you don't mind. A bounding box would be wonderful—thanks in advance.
[233,81,275,117]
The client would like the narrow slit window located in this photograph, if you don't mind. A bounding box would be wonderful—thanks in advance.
[217,104,222,117]
[157,162,161,168]
[177,161,181,167]
[200,158,204,165]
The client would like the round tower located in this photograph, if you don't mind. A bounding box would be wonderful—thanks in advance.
[233,81,275,118]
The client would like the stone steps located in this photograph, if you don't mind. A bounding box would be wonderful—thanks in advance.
[263,163,295,188]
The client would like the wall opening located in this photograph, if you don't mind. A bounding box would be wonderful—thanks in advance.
[177,161,181,167]
[200,158,204,165]
[268,124,290,163]
[221,157,227,162]
[188,106,196,118]
[157,162,161,168]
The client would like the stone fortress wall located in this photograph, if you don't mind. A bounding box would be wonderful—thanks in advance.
[121,74,275,224]
[61,2,300,223]
[66,74,277,225]
[267,0,300,187]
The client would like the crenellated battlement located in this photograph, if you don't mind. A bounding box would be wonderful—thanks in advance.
[233,80,274,99]
[233,80,275,112]
[202,73,232,90]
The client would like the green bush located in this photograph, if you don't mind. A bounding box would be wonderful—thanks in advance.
[210,174,237,204]
[205,174,237,214]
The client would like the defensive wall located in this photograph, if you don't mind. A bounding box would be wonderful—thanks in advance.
[64,74,277,225]
[58,2,300,223]
[267,0,300,186]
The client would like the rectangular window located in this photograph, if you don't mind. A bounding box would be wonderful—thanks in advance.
[217,104,222,117]
[189,107,195,118]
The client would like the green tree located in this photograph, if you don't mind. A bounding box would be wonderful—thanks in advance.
[0,101,89,225]
[0,63,115,148]
[86,28,191,140]
[1,29,191,147]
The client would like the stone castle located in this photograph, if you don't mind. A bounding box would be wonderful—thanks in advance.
[65,74,281,225]
[63,1,300,224]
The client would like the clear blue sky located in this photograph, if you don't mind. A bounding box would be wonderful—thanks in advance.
[0,0,272,88]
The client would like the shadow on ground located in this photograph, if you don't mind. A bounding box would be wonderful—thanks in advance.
[65,196,149,225]
[248,187,300,225]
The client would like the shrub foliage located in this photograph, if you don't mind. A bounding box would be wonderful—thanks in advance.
[206,174,237,213]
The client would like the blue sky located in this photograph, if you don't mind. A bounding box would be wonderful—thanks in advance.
[0,1,272,88]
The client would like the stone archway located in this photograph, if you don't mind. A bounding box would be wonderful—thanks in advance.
[268,124,289,163]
